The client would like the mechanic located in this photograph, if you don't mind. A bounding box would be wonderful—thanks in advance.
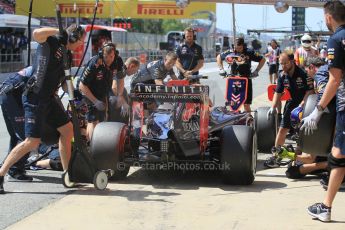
[217,37,266,112]
[301,1,345,222]
[294,33,319,68]
[27,144,62,171]
[175,27,204,80]
[0,24,85,194]
[265,51,314,168]
[79,42,118,140]
[108,57,140,123]
[0,66,34,181]
[131,52,178,88]
[265,39,281,84]
[285,56,332,179]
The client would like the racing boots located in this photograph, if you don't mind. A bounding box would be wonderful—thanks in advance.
[264,145,296,168]
[0,176,4,194]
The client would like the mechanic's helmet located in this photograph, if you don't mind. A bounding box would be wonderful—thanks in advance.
[290,106,303,129]
[301,34,312,48]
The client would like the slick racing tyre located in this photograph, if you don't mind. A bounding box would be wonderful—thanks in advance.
[91,122,130,180]
[220,125,256,185]
[299,94,336,156]
[255,107,277,153]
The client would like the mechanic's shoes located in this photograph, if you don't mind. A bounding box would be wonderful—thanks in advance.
[0,176,4,194]
[264,156,281,168]
[272,145,296,160]
[307,203,331,222]
[6,172,33,182]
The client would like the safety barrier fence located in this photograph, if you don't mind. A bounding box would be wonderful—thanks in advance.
[1,49,217,73]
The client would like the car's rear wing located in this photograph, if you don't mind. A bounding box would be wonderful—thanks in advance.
[130,84,209,103]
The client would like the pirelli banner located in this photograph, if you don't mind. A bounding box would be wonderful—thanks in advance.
[16,0,216,19]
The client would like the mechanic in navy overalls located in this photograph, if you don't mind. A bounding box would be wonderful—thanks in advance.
[0,66,33,182]
[301,1,345,222]
[0,24,85,194]
[130,52,178,88]
[175,27,204,81]
[79,42,127,141]
[265,51,314,168]
[217,37,266,112]
[284,56,331,179]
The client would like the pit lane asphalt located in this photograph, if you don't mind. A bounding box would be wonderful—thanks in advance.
[3,63,344,229]
[0,62,267,229]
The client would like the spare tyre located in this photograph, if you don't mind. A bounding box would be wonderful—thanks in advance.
[299,94,336,156]
[91,122,130,180]
[255,107,277,153]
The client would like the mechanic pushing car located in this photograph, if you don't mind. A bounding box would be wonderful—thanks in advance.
[217,37,266,112]
[264,51,314,168]
[301,1,345,222]
[175,27,204,81]
[0,24,86,194]
[131,52,178,88]
[0,66,34,182]
[108,57,140,123]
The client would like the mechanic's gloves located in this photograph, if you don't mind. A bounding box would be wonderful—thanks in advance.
[300,106,329,135]
[249,70,259,79]
[266,107,277,120]
[121,103,130,117]
[93,99,106,111]
[219,68,226,77]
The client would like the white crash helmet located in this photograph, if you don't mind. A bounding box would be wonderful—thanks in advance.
[301,34,312,48]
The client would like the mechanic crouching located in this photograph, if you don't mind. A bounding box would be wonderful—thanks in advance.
[265,51,314,168]
[0,24,86,194]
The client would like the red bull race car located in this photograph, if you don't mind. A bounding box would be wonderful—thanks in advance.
[91,76,257,185]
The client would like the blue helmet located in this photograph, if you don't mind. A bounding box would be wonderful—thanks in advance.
[290,106,303,129]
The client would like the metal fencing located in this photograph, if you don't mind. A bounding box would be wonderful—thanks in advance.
[0,49,217,73]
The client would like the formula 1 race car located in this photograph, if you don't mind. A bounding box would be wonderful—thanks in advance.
[91,76,257,185]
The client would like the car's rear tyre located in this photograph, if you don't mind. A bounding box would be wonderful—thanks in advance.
[220,125,256,185]
[91,122,130,180]
[255,107,277,153]
[299,94,336,156]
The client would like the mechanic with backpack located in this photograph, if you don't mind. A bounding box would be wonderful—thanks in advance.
[0,24,85,194]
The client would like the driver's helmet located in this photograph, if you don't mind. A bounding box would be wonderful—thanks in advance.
[290,106,303,129]
[301,34,312,48]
